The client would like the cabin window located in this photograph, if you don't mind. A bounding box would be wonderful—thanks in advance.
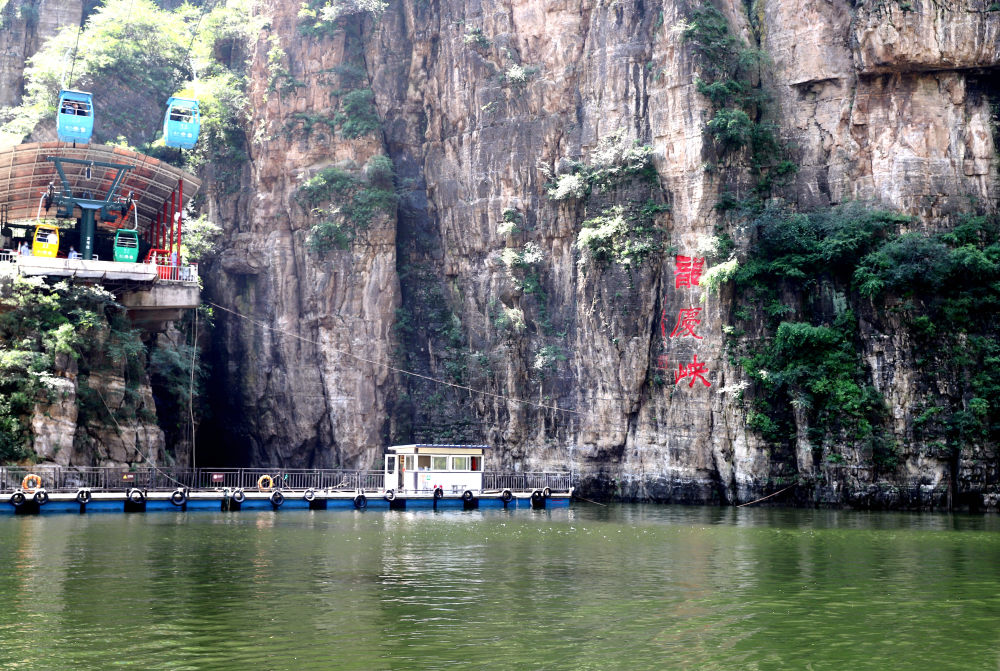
[432,456,448,470]
[452,456,470,471]
[417,455,430,470]
[470,457,482,471]
[386,456,396,472]
[403,455,414,471]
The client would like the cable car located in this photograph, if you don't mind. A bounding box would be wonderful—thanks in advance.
[113,229,140,263]
[56,89,94,143]
[163,97,200,149]
[32,224,59,258]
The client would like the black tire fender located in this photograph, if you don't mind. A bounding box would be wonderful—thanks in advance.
[384,489,395,501]
[232,489,246,503]
[127,488,145,504]
[433,488,444,500]
[462,490,474,502]
[304,488,316,502]
[354,494,367,509]
[33,489,49,505]
[10,491,26,507]
[170,489,187,506]
[501,489,513,503]
[76,489,92,505]
[270,490,284,507]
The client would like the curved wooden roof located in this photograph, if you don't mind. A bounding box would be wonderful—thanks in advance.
[0,142,201,231]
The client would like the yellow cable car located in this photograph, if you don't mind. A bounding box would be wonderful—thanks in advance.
[32,224,60,258]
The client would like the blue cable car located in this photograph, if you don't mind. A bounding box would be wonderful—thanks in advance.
[56,89,94,143]
[163,97,200,149]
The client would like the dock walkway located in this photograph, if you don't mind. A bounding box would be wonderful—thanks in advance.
[1,466,575,514]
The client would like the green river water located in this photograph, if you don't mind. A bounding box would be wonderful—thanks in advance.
[1,505,999,670]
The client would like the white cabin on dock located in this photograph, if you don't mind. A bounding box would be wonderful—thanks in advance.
[384,444,486,494]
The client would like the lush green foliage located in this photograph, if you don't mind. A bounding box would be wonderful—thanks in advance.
[682,4,794,204]
[335,88,381,138]
[297,162,397,253]
[544,131,668,269]
[298,0,387,38]
[730,204,1000,470]
[0,279,145,463]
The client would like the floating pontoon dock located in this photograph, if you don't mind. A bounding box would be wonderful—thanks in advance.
[1,463,574,515]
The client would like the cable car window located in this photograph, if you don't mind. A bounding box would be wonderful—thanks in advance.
[470,457,482,471]
[417,455,430,470]
[452,456,470,471]
[432,456,447,470]
[403,456,414,470]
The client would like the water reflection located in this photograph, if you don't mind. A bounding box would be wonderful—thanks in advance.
[1,505,999,670]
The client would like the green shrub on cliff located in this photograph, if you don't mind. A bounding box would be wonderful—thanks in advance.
[683,3,794,206]
[729,205,1000,470]
[297,162,397,254]
[298,0,387,37]
[0,279,146,463]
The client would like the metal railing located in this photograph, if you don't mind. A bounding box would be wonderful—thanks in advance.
[148,262,198,283]
[482,472,575,492]
[0,252,198,283]
[0,466,382,493]
[0,466,574,493]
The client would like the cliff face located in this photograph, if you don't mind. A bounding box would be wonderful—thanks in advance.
[195,0,1000,508]
[0,0,82,107]
[8,0,996,507]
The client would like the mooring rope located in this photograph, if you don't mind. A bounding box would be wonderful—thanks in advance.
[736,483,796,508]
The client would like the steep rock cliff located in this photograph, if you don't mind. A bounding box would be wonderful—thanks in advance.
[198,0,999,508]
[7,0,997,508]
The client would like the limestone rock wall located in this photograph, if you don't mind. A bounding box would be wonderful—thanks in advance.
[0,0,82,107]
[196,0,999,507]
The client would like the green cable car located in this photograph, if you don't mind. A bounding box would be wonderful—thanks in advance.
[113,229,140,263]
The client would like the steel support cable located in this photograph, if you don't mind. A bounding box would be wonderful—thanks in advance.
[204,299,643,430]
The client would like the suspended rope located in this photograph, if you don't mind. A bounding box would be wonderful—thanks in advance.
[65,22,84,88]
[204,299,644,430]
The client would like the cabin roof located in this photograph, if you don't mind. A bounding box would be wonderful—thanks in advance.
[387,444,489,453]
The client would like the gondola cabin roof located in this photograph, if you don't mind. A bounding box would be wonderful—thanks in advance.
[387,444,489,455]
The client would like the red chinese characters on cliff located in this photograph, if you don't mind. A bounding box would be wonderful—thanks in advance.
[669,307,704,339]
[655,255,712,388]
[674,255,705,288]
[660,307,704,339]
[674,354,711,388]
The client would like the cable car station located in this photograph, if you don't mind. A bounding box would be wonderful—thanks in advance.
[0,141,203,330]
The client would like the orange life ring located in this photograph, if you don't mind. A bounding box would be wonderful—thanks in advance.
[22,474,42,493]
[257,474,274,491]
